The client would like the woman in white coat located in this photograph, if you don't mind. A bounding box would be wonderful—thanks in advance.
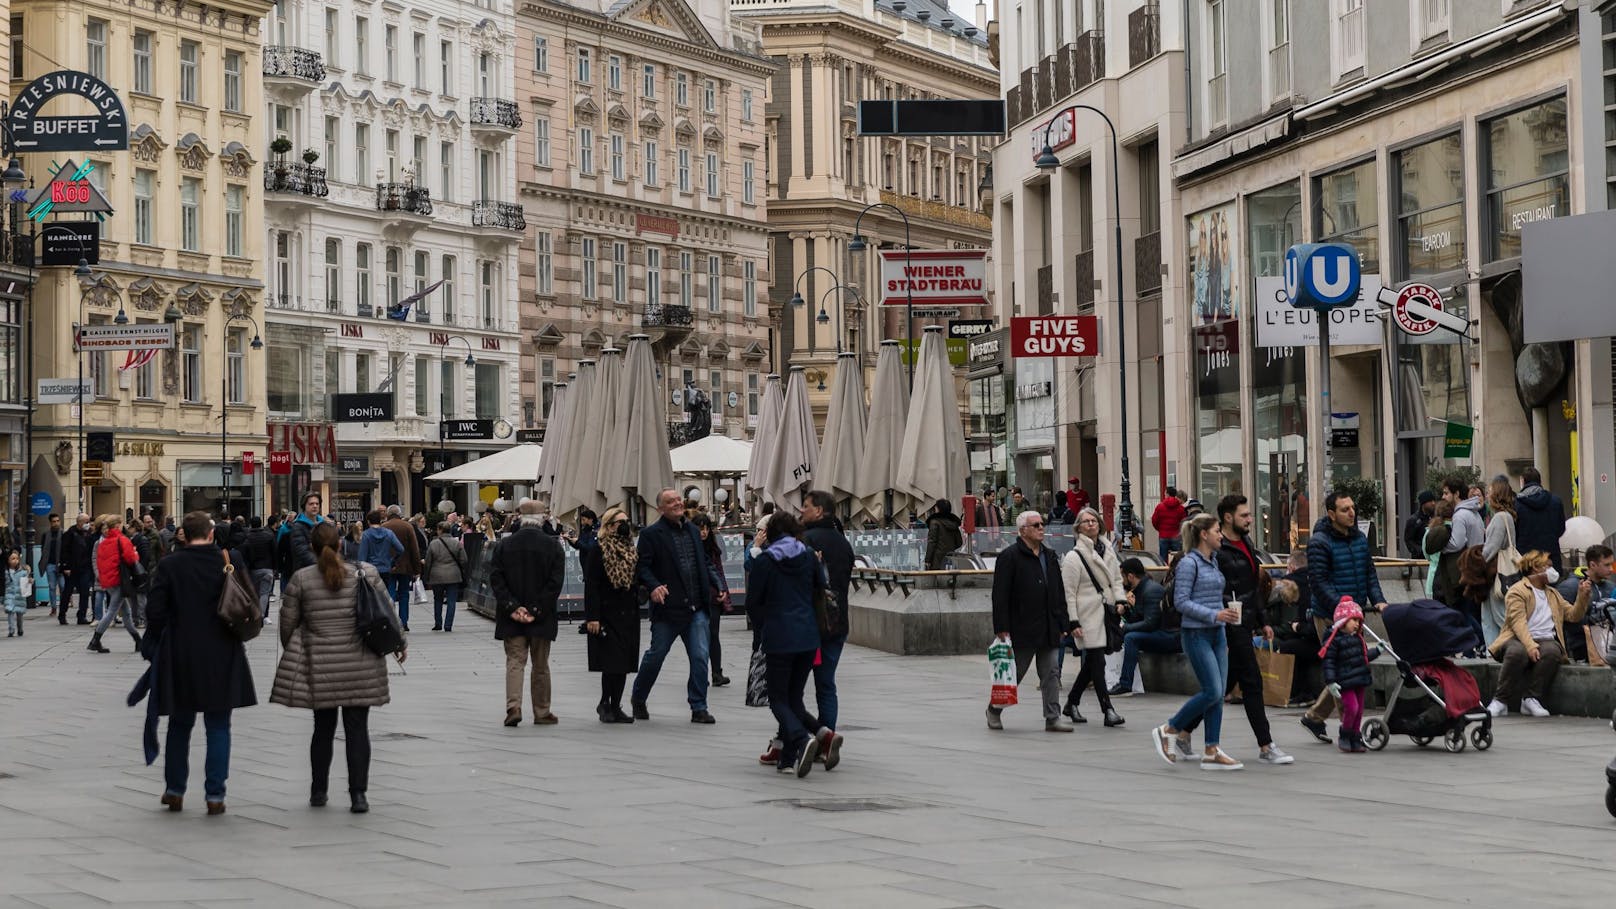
[1060,508,1125,728]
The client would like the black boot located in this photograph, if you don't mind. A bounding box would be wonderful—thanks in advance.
[130,631,142,652]
[597,700,613,724]
[310,786,328,807]
[350,791,369,814]
[87,634,109,653]
[1064,702,1087,724]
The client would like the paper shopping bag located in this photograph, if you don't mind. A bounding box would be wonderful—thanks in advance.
[989,637,1018,707]
[1254,643,1294,708]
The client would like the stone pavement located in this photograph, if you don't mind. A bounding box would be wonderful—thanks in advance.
[2,605,1613,908]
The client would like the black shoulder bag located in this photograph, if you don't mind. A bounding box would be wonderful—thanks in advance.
[354,564,405,657]
[1076,547,1126,654]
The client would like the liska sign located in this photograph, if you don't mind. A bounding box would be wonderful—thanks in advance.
[878,249,989,307]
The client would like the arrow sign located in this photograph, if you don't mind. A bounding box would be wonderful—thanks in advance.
[1376,284,1469,338]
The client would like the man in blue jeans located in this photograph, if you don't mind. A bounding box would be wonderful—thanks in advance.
[632,489,724,723]
[381,505,423,632]
[1108,557,1178,695]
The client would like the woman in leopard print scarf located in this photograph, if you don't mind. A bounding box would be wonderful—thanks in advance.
[584,508,641,723]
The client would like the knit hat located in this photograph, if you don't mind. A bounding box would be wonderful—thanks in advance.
[1416,490,1436,506]
[1184,498,1204,515]
[1318,597,1364,658]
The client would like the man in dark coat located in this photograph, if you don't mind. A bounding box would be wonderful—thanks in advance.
[631,488,724,724]
[1108,557,1177,695]
[382,505,424,631]
[277,492,324,577]
[242,517,278,621]
[1301,491,1386,743]
[1403,490,1436,560]
[61,512,94,625]
[987,511,1073,732]
[800,489,854,767]
[489,501,565,727]
[1515,466,1567,573]
[140,511,257,814]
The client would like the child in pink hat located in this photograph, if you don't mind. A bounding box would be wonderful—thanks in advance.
[1318,597,1380,753]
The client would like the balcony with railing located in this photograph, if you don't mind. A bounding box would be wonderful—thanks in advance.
[1134,231,1162,296]
[1073,249,1095,310]
[1269,43,1291,99]
[264,162,329,198]
[1128,3,1161,68]
[471,200,526,231]
[470,98,522,132]
[1067,31,1104,96]
[642,302,694,350]
[1208,74,1228,126]
[376,183,433,217]
[263,46,326,84]
[1036,264,1054,315]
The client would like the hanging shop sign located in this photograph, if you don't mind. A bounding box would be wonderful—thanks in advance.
[1255,276,1383,347]
[331,392,396,423]
[1443,422,1474,459]
[443,419,493,440]
[879,249,989,307]
[1009,315,1099,358]
[7,70,129,153]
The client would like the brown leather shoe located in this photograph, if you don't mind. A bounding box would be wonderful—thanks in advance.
[532,713,559,725]
[160,793,183,812]
[206,801,225,816]
[503,708,521,727]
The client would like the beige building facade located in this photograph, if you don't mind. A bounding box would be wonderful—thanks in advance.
[515,0,774,445]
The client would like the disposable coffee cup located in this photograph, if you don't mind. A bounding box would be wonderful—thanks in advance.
[1227,600,1242,623]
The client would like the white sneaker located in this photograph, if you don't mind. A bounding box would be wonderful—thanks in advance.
[1486,699,1508,717]
[1258,745,1295,765]
[1521,697,1550,718]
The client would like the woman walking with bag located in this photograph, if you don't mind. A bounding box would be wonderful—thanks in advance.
[747,513,826,777]
[271,522,406,813]
[1060,508,1125,727]
[88,515,142,654]
[424,522,469,632]
[582,507,642,724]
[1481,477,1520,647]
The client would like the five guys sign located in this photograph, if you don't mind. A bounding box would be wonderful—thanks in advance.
[1010,315,1099,357]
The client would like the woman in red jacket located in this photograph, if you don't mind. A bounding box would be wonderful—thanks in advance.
[88,515,141,653]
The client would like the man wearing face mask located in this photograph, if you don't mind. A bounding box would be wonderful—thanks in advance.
[1488,549,1589,717]
[631,488,724,724]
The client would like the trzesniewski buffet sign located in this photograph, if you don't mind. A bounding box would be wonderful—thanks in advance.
[879,249,989,308]
[6,71,129,153]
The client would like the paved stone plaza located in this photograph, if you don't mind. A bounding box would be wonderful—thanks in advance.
[1,608,1612,908]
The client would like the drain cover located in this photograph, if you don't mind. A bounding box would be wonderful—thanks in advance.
[771,797,929,812]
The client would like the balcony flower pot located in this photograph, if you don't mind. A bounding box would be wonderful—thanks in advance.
[302,149,320,164]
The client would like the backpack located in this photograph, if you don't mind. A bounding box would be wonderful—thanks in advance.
[275,525,294,577]
[354,564,405,656]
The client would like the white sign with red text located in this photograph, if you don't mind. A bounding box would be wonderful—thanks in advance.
[879,249,989,308]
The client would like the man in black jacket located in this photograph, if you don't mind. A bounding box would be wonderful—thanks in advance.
[1108,557,1176,696]
[1516,466,1568,573]
[631,488,724,724]
[1402,490,1436,560]
[241,517,278,621]
[489,501,565,727]
[799,489,854,767]
[987,511,1073,732]
[61,513,94,625]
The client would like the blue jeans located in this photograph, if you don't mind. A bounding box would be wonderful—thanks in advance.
[45,564,59,608]
[433,584,460,630]
[631,610,710,712]
[1158,537,1181,562]
[814,633,847,732]
[388,573,412,626]
[165,709,232,802]
[1169,627,1229,747]
[1117,629,1182,688]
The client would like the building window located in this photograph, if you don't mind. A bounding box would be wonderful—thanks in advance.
[581,237,597,300]
[747,372,759,417]
[441,255,457,319]
[743,260,756,316]
[534,36,548,72]
[133,169,154,245]
[324,116,339,176]
[225,185,244,257]
[356,243,372,313]
[578,126,594,174]
[325,9,339,66]
[1137,140,1160,235]
[384,25,397,80]
[182,325,202,403]
[536,232,552,294]
[475,363,499,418]
[743,160,754,204]
[413,32,426,87]
[741,88,753,121]
[179,177,200,251]
[415,354,430,415]
[86,19,107,80]
[355,17,369,75]
[440,141,453,200]
[355,123,369,184]
[1266,0,1290,101]
[274,231,293,303]
[612,242,627,304]
[647,247,661,307]
[644,140,658,185]
[608,54,621,90]
[1483,96,1568,262]
[440,360,455,417]
[643,63,656,97]
[679,251,693,308]
[133,30,153,93]
[325,238,342,310]
[535,118,550,166]
[224,51,242,111]
[9,16,21,80]
[227,330,246,404]
[677,148,690,193]
[440,40,452,92]
[385,247,402,310]
[540,358,555,420]
[576,47,591,83]
[413,251,430,315]
[355,352,371,394]
[703,78,716,113]
[179,40,198,103]
[1333,0,1365,77]
[709,369,722,401]
[610,132,625,180]
[1315,159,1379,273]
[480,260,496,327]
[1415,0,1448,44]
[707,255,721,312]
[135,319,157,400]
[676,72,688,107]
[706,152,720,198]
[1395,133,1465,279]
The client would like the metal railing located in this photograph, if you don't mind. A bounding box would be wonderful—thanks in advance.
[1134,230,1162,295]
[263,46,326,82]
[1269,42,1291,98]
[471,200,526,231]
[264,162,329,197]
[1128,3,1161,68]
[643,303,693,328]
[1208,73,1228,126]
[470,97,522,130]
[376,183,433,216]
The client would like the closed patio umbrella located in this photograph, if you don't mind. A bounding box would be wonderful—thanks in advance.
[857,340,912,525]
[765,366,819,515]
[551,358,597,517]
[816,351,866,511]
[585,347,623,513]
[609,334,674,519]
[896,326,969,509]
[533,381,569,497]
[744,373,783,508]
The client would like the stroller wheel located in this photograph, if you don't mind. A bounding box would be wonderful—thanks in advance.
[1361,718,1389,751]
[1444,728,1466,753]
[1608,785,1616,819]
[1411,735,1434,747]
[1469,725,1492,751]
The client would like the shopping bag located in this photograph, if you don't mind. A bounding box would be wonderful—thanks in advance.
[1254,641,1294,708]
[745,645,769,708]
[989,637,1018,707]
[1594,624,1613,669]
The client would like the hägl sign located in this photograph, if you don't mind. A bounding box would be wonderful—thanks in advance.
[879,249,989,307]
[1009,315,1099,358]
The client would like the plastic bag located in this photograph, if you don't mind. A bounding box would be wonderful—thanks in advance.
[989,637,1018,707]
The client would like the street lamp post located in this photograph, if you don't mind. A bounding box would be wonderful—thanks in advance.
[788,265,840,372]
[1036,104,1138,544]
[435,335,476,503]
[846,203,914,389]
[816,283,868,363]
[220,313,264,518]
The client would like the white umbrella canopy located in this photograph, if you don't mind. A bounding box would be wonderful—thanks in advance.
[766,366,819,515]
[551,358,597,517]
[424,443,543,483]
[897,326,969,509]
[745,373,783,505]
[584,347,624,513]
[609,334,675,516]
[816,351,867,509]
[533,381,570,496]
[857,341,913,524]
[670,433,753,475]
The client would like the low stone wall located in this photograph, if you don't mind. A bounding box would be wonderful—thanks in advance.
[847,571,995,656]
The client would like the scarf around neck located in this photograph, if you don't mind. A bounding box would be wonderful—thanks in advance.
[599,530,637,590]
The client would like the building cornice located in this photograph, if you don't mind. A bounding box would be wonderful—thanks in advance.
[520,0,778,78]
[750,12,995,86]
[517,181,771,235]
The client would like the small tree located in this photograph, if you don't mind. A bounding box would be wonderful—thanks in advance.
[270,136,293,157]
[1425,464,1481,496]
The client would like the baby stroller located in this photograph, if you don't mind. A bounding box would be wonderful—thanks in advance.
[1360,600,1493,753]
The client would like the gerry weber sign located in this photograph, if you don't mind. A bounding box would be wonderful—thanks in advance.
[7,71,129,153]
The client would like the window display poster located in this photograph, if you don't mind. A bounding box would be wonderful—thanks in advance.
[1188,203,1238,324]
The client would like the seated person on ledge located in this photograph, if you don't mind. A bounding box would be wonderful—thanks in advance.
[1108,557,1178,696]
[1269,575,1322,707]
[1488,549,1590,718]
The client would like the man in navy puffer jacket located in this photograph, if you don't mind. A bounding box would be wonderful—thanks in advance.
[1300,492,1386,743]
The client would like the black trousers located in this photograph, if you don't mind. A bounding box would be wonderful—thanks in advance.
[1066,647,1114,712]
[311,706,371,795]
[65,570,92,622]
[765,651,816,761]
[708,605,724,676]
[599,672,627,707]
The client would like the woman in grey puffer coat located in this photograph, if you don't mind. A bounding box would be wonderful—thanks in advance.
[423,522,469,632]
[271,522,406,814]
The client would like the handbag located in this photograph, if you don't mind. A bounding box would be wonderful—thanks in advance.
[354,564,405,656]
[215,549,263,642]
[988,636,1018,706]
[1492,518,1523,598]
[120,557,148,596]
[1075,546,1125,654]
[812,561,841,636]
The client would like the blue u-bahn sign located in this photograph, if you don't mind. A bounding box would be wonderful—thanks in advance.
[1284,243,1362,310]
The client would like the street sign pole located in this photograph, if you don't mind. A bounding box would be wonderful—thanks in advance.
[1320,310,1332,494]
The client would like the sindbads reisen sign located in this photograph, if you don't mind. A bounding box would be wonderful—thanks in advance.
[879,250,988,308]
[75,323,174,350]
[1010,316,1099,357]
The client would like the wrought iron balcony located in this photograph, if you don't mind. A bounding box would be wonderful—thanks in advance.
[1128,2,1161,69]
[1135,230,1162,296]
[643,303,693,329]
[470,97,522,131]
[264,162,329,197]
[376,183,433,216]
[263,46,327,82]
[472,200,526,231]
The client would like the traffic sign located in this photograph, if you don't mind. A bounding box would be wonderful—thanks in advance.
[1284,243,1362,309]
[29,492,52,515]
[1377,282,1468,338]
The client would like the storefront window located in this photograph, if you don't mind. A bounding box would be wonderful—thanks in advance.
[968,376,1008,494]
[1012,358,1055,510]
[1316,159,1379,273]
[1194,319,1241,503]
[1247,181,1308,553]
[1395,133,1465,279]
[179,462,261,519]
[1484,96,1568,261]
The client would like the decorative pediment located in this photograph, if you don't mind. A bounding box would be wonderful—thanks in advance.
[702,124,723,144]
[575,94,600,117]
[708,338,731,360]
[606,101,629,123]
[221,141,255,179]
[533,323,565,347]
[609,0,719,51]
[221,287,254,318]
[129,277,168,313]
[678,335,703,357]
[674,117,695,139]
[638,109,664,132]
[132,124,167,164]
[176,133,213,172]
[174,282,215,316]
[581,328,606,350]
[740,340,767,362]
[80,274,122,309]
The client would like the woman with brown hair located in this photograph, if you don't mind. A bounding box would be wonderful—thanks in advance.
[582,507,642,723]
[1481,476,1519,647]
[271,521,405,813]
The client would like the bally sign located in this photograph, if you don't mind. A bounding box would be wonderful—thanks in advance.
[879,249,989,307]
[1010,315,1099,358]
